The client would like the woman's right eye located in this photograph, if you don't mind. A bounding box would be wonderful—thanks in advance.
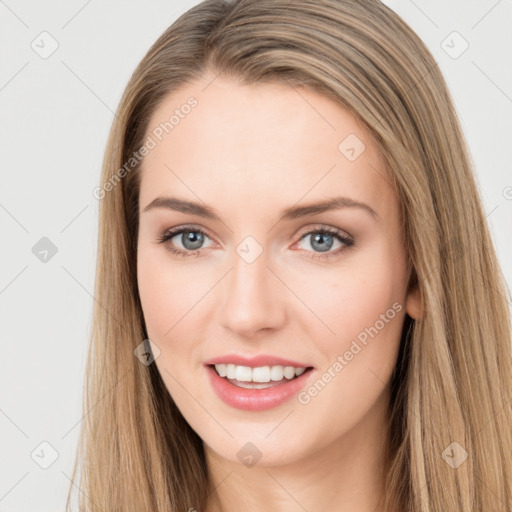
[157,227,214,258]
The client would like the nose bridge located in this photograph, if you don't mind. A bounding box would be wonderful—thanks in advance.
[217,235,284,336]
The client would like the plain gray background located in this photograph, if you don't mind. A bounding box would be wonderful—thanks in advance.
[1,0,511,510]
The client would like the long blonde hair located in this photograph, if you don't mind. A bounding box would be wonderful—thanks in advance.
[67,1,512,510]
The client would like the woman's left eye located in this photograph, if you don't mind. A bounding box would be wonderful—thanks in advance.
[156,225,354,260]
[295,227,354,259]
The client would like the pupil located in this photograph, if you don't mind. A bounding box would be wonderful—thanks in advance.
[183,231,203,250]
[312,233,333,252]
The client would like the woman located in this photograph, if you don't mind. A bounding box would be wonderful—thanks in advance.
[68,0,512,510]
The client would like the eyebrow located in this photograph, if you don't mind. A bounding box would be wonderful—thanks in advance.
[143,195,379,222]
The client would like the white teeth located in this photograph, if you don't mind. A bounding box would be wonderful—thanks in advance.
[215,363,227,377]
[270,365,284,381]
[235,365,252,382]
[226,364,236,380]
[283,366,295,379]
[213,364,308,383]
[252,366,271,382]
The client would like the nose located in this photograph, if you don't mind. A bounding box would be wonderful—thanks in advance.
[217,243,286,338]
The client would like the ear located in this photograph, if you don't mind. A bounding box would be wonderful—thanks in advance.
[405,283,422,320]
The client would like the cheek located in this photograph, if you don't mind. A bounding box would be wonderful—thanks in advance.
[294,245,407,412]
[291,251,406,352]
[137,253,170,337]
[136,247,225,408]
[137,253,204,398]
[292,276,405,439]
[137,246,204,340]
[291,248,407,405]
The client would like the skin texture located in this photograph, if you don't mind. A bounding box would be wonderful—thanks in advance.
[137,72,421,512]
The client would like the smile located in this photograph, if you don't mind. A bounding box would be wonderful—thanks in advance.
[205,363,314,411]
[214,363,307,385]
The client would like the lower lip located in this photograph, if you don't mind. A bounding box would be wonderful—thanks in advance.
[205,365,313,411]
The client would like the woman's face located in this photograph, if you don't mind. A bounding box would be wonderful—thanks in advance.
[137,72,420,467]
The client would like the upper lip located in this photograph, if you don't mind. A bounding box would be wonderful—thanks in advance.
[204,354,313,368]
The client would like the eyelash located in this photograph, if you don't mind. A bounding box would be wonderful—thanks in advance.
[156,224,354,260]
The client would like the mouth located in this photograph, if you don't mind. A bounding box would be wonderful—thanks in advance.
[205,363,315,411]
[209,363,314,389]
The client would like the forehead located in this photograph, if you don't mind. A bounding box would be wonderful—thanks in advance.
[139,74,396,221]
